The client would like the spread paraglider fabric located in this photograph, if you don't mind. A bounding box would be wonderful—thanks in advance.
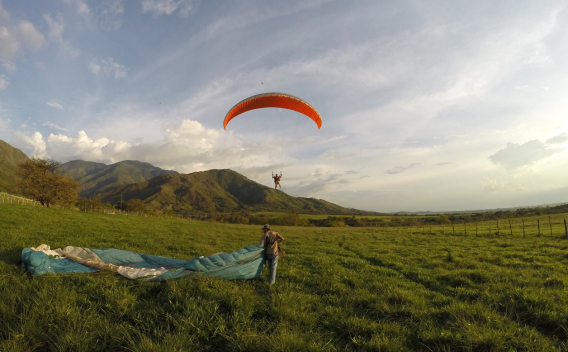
[21,244,266,281]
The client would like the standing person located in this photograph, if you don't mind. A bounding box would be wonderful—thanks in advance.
[272,172,282,189]
[260,224,284,284]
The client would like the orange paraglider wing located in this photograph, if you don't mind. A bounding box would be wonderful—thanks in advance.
[223,92,322,130]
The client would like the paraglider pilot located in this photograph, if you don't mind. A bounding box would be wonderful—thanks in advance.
[272,172,282,189]
[260,224,284,284]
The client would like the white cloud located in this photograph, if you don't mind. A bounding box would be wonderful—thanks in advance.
[481,177,507,193]
[62,0,91,15]
[46,101,64,110]
[43,13,64,40]
[88,62,101,74]
[546,133,568,145]
[311,168,331,177]
[89,58,126,78]
[289,168,349,196]
[0,19,43,62]
[62,0,125,31]
[522,42,550,66]
[319,149,360,160]
[43,13,79,57]
[47,131,113,160]
[338,6,563,147]
[13,120,272,173]
[0,1,9,22]
[201,0,332,40]
[18,21,44,52]
[0,26,20,59]
[0,75,7,91]
[514,85,530,91]
[15,131,47,157]
[98,0,126,30]
[130,0,333,84]
[1,58,16,72]
[141,0,196,18]
[385,163,420,175]
[480,178,528,194]
[0,117,9,133]
[43,121,69,132]
[489,140,564,171]
[513,85,551,92]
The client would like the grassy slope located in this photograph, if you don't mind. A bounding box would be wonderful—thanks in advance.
[99,169,363,215]
[1,203,568,351]
[59,160,107,180]
[0,140,29,193]
[61,160,178,198]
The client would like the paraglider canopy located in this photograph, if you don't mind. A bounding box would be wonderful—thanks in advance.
[223,92,322,130]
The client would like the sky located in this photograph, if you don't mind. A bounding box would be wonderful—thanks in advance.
[1,0,568,212]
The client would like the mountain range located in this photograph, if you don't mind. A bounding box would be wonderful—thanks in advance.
[0,139,368,215]
[60,160,178,198]
[95,169,367,215]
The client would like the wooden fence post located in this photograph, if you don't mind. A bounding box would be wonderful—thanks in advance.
[509,220,512,236]
[430,227,432,235]
[464,221,467,236]
[453,225,455,236]
[522,218,525,238]
[476,222,478,237]
[497,219,500,237]
[564,219,567,239]
[422,224,425,235]
[538,219,541,237]
[549,216,553,238]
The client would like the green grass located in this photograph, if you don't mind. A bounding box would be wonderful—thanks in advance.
[2,203,568,351]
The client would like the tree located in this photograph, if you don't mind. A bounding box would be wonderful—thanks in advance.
[77,197,104,212]
[436,214,451,224]
[17,158,79,207]
[126,199,147,213]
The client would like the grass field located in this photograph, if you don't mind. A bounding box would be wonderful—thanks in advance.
[2,203,568,351]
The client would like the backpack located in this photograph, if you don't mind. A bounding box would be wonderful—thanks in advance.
[264,231,276,246]
[264,232,284,258]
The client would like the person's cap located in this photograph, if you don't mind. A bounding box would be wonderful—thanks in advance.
[261,224,270,230]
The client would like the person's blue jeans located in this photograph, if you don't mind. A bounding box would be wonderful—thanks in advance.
[265,253,279,284]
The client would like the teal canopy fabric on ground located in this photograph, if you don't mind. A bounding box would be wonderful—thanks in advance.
[21,249,98,276]
[21,244,266,281]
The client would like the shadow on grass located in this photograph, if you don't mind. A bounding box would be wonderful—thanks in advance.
[0,247,24,266]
